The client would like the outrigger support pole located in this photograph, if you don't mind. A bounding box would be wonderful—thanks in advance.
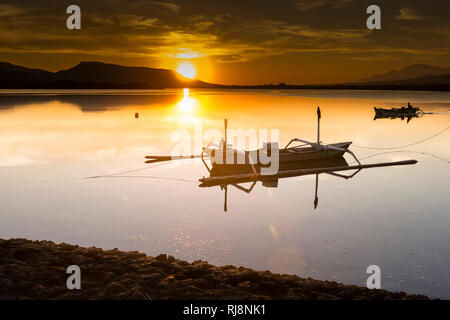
[221,181,257,213]
[284,138,316,149]
[283,138,361,165]
[317,106,321,146]
[224,185,227,212]
[201,149,211,173]
[314,173,319,209]
[145,154,203,163]
[325,144,361,165]
[223,119,227,165]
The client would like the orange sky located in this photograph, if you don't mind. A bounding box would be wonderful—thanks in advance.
[0,0,449,84]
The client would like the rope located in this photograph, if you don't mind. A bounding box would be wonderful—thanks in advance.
[85,124,450,182]
[349,150,450,165]
[353,126,449,150]
[85,161,171,179]
[92,175,197,183]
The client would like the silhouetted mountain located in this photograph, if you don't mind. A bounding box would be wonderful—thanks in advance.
[360,64,450,83]
[0,62,54,83]
[363,73,450,86]
[55,62,206,88]
[0,61,220,89]
[0,61,449,91]
[225,73,450,90]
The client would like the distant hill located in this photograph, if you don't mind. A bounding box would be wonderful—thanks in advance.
[0,62,54,83]
[360,73,450,86]
[0,61,220,89]
[225,70,450,90]
[0,61,449,91]
[359,64,450,84]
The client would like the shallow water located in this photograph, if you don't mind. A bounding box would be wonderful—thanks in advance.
[0,89,449,298]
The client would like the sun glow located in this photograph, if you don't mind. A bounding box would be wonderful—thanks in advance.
[177,63,196,79]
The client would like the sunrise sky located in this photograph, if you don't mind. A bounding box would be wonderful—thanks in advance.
[0,0,449,85]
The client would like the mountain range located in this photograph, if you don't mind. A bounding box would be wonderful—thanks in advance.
[0,61,449,90]
[0,61,217,89]
[358,64,450,84]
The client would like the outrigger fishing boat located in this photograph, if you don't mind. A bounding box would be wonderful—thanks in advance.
[146,107,361,171]
[145,107,417,211]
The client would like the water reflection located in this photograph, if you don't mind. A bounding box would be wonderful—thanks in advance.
[0,90,190,166]
[0,94,180,112]
[199,157,419,212]
[209,158,349,212]
[175,88,193,112]
[0,89,449,298]
[374,113,423,123]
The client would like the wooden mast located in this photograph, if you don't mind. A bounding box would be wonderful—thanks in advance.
[317,106,321,147]
[223,119,227,164]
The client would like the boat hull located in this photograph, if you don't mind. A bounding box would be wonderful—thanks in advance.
[278,141,351,162]
[210,142,352,176]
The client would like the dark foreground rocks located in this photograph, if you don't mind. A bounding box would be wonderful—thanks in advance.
[0,238,428,300]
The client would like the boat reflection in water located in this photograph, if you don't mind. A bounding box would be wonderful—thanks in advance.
[373,113,423,123]
[199,156,416,212]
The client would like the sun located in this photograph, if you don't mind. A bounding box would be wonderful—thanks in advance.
[177,63,196,79]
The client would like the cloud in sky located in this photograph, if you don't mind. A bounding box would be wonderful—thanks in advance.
[149,1,180,13]
[0,0,449,84]
[294,0,327,12]
[0,4,26,17]
[396,8,424,21]
[294,0,355,12]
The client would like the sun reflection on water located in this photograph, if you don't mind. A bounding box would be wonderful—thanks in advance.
[170,88,204,125]
[176,88,197,113]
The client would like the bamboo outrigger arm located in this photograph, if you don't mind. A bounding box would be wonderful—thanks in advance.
[145,154,204,164]
[201,149,211,173]
[284,138,315,150]
[324,144,361,165]
[284,138,361,165]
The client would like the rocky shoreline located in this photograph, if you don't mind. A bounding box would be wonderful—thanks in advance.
[0,238,429,300]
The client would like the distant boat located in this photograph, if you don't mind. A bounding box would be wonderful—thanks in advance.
[374,103,423,117]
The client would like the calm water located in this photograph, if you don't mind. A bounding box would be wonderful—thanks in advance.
[0,89,449,298]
